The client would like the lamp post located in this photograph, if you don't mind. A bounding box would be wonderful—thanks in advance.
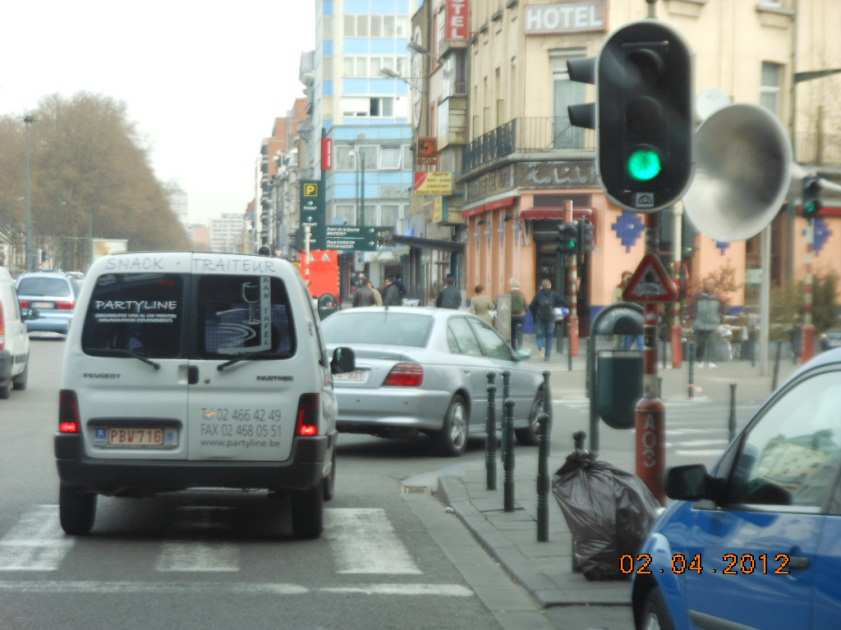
[349,133,367,227]
[23,114,35,272]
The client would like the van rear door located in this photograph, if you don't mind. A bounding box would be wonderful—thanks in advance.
[185,262,302,462]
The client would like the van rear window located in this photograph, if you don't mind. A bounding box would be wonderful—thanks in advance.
[82,274,184,358]
[197,275,296,358]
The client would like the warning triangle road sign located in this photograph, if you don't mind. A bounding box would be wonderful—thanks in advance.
[622,254,678,303]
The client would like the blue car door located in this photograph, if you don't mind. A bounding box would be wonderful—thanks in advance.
[682,369,841,630]
[811,480,841,627]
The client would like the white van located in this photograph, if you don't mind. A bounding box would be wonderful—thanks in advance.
[0,267,32,398]
[54,253,355,539]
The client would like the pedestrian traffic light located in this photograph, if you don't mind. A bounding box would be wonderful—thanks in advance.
[569,22,693,213]
[577,220,594,253]
[802,176,822,219]
[558,223,578,254]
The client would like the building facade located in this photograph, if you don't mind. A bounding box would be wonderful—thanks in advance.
[210,212,246,253]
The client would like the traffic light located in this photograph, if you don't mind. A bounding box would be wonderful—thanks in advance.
[569,22,692,212]
[577,220,594,253]
[558,223,578,254]
[802,176,822,219]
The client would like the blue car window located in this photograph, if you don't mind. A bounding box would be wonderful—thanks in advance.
[728,370,841,509]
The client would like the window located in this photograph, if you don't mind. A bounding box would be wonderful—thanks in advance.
[197,275,295,359]
[333,204,357,226]
[355,57,368,78]
[363,205,378,226]
[370,97,394,117]
[322,312,433,348]
[335,144,355,170]
[402,145,412,169]
[384,16,395,37]
[728,371,841,508]
[468,319,512,360]
[370,15,382,37]
[551,51,586,149]
[82,274,184,359]
[370,56,382,77]
[380,204,399,226]
[760,62,783,115]
[341,97,370,118]
[357,15,369,37]
[396,56,408,78]
[381,57,395,73]
[447,318,483,357]
[18,276,72,298]
[344,14,355,36]
[380,146,401,169]
[358,145,378,167]
[759,0,783,7]
[344,56,354,76]
[396,17,409,38]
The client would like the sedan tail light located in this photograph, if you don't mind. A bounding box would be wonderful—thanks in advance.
[383,363,424,387]
[59,390,81,434]
[295,393,320,437]
[56,300,75,311]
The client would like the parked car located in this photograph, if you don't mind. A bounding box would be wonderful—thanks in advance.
[321,307,545,456]
[632,348,841,630]
[16,271,77,335]
[0,267,33,398]
[820,328,841,353]
[54,252,355,539]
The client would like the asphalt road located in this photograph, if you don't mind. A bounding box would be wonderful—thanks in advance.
[0,337,544,630]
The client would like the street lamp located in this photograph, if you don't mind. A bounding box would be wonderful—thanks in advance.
[23,114,35,272]
[348,133,367,227]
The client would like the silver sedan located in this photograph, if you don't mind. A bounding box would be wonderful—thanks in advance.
[322,306,546,456]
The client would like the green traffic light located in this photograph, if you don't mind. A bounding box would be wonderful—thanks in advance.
[804,201,819,218]
[627,148,662,182]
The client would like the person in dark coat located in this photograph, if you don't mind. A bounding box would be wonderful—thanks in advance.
[436,275,462,309]
[352,275,377,307]
[381,277,403,306]
[529,279,566,361]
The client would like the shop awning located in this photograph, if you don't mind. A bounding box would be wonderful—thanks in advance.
[389,235,465,252]
[518,207,564,220]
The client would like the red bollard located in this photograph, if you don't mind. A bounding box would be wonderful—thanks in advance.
[635,396,666,505]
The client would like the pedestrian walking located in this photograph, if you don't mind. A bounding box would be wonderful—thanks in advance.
[393,274,407,299]
[469,285,495,325]
[691,279,723,368]
[381,276,403,306]
[530,279,566,361]
[436,274,462,309]
[509,279,527,350]
[352,275,377,307]
[369,280,383,306]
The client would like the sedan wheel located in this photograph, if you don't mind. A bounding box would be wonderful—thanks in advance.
[515,390,544,446]
[436,395,469,457]
[639,588,674,630]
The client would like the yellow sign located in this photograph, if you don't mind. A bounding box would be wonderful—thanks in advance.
[303,182,319,197]
[414,171,453,196]
[432,197,444,223]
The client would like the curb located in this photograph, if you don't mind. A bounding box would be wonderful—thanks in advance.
[437,474,631,608]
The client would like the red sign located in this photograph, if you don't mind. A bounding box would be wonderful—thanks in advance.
[417,137,438,166]
[321,136,333,171]
[622,254,678,303]
[446,0,469,41]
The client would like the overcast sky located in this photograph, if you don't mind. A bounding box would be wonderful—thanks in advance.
[0,0,314,224]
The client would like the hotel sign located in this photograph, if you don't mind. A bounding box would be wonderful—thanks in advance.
[525,1,606,35]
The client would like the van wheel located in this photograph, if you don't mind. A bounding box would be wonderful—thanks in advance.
[291,485,324,539]
[12,361,29,391]
[0,381,10,400]
[323,451,336,502]
[435,395,469,457]
[59,485,97,535]
[515,390,544,446]
[639,587,675,630]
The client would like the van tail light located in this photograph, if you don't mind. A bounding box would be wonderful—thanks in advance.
[295,393,320,437]
[58,390,81,434]
[383,363,424,387]
[56,300,75,311]
[18,299,30,310]
[0,302,5,352]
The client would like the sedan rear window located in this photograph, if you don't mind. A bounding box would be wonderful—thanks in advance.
[322,312,433,348]
[82,274,184,358]
[18,277,72,298]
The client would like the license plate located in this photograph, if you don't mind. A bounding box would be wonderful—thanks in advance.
[105,427,166,447]
[334,370,369,383]
[32,301,53,309]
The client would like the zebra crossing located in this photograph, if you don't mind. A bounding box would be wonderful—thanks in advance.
[0,505,464,597]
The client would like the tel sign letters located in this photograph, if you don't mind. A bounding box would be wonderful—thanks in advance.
[446,0,469,41]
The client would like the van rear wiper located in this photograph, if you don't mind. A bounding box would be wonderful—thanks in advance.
[217,350,276,372]
[95,348,161,370]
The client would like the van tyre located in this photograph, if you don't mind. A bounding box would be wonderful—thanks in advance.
[639,587,675,630]
[435,395,469,457]
[291,485,324,539]
[0,380,10,400]
[12,360,29,391]
[59,485,97,535]
[515,390,545,446]
[323,451,336,502]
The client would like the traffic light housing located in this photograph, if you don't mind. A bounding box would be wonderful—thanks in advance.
[558,223,578,254]
[570,22,693,212]
[577,220,594,253]
[802,176,822,219]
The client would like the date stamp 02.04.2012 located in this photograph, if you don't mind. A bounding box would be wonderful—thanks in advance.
[619,552,793,576]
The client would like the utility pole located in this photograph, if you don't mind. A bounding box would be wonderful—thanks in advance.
[23,114,35,272]
[564,200,579,357]
[671,203,683,368]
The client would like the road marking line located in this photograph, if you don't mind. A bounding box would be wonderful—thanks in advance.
[325,508,421,575]
[0,506,73,571]
[675,449,725,457]
[0,580,472,597]
[156,542,239,572]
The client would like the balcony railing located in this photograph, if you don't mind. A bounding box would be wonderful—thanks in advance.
[463,117,594,173]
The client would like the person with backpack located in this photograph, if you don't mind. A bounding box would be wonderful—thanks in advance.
[469,285,495,325]
[381,276,403,306]
[436,274,462,309]
[352,275,377,307]
[509,279,527,350]
[530,279,566,361]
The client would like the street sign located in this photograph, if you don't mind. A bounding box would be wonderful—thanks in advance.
[324,226,392,252]
[623,254,677,303]
[300,179,324,248]
[414,171,453,195]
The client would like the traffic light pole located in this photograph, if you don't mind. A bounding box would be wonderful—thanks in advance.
[671,204,683,368]
[800,219,816,362]
[564,200,579,357]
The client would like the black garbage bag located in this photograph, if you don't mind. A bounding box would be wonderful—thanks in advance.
[552,450,660,581]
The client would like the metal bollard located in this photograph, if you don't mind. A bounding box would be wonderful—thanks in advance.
[536,412,551,542]
[728,383,737,443]
[542,370,552,429]
[503,399,516,512]
[501,371,511,455]
[687,340,695,400]
[772,340,782,393]
[485,372,497,491]
[567,319,573,372]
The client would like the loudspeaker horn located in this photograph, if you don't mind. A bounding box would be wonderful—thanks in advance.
[683,103,792,242]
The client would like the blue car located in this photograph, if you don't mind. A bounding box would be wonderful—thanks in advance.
[632,348,841,630]
[16,272,76,335]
